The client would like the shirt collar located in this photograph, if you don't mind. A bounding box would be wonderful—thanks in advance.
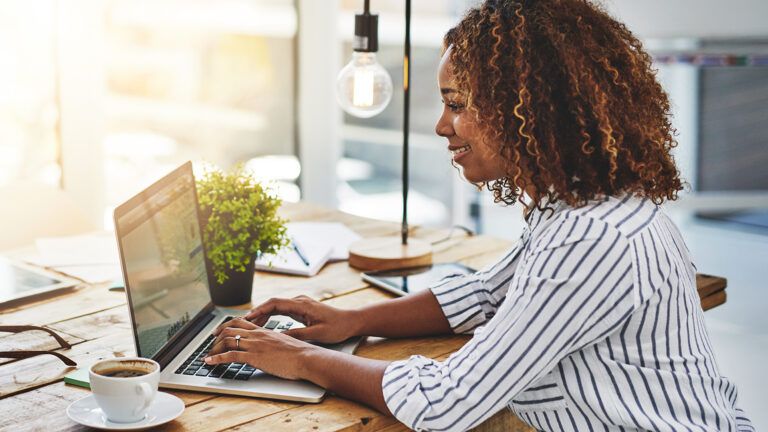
[525,194,566,232]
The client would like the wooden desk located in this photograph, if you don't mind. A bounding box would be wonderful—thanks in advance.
[0,202,532,431]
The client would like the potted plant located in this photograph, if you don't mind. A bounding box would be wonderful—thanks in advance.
[196,165,288,306]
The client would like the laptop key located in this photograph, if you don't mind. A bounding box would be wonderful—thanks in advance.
[209,365,227,378]
[234,371,252,380]
[183,369,197,375]
[264,320,279,330]
[196,367,212,376]
[222,369,238,379]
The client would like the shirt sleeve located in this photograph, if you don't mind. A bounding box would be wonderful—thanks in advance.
[429,232,527,334]
[383,215,638,431]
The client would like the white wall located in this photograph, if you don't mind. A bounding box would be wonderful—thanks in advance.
[603,0,768,38]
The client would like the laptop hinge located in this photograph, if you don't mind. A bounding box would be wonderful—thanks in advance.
[153,311,216,369]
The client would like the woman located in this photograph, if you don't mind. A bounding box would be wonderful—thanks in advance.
[205,0,753,430]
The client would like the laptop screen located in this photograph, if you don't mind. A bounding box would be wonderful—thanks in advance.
[116,167,211,358]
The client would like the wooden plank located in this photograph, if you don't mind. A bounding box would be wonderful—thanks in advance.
[701,290,727,311]
[0,305,130,367]
[0,327,83,358]
[227,396,400,432]
[696,273,727,299]
[0,284,126,327]
[0,328,136,398]
[46,305,132,341]
[0,381,219,431]
[471,409,534,432]
[155,396,297,432]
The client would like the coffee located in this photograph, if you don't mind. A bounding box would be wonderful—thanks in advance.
[90,357,161,423]
[97,368,149,378]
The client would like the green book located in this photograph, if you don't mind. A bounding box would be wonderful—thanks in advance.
[63,366,91,389]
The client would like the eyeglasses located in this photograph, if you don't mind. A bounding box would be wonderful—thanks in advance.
[0,325,77,366]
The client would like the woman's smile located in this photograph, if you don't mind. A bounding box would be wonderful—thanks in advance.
[449,144,472,163]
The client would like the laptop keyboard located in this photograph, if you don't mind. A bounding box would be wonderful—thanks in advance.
[173,316,294,380]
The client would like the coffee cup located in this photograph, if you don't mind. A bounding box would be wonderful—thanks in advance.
[89,357,160,423]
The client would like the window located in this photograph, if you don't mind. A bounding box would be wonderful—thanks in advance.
[102,0,298,224]
[0,2,60,187]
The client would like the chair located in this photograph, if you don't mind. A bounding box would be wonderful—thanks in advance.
[0,181,95,251]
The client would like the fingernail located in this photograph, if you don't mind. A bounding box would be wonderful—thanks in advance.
[204,357,212,363]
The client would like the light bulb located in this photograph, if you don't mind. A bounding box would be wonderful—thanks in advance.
[336,52,393,118]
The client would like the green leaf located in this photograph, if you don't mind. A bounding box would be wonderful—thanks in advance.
[196,164,289,286]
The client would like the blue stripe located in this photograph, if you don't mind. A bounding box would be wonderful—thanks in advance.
[615,198,647,229]
[559,361,598,432]
[511,395,564,405]
[627,205,659,238]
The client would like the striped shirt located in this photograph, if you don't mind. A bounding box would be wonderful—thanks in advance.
[381,195,753,432]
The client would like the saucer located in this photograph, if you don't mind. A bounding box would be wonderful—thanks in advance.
[67,392,184,431]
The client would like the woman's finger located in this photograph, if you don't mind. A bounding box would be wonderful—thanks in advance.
[210,327,259,354]
[213,317,257,336]
[282,326,317,342]
[208,336,237,356]
[204,350,248,365]
[245,298,309,324]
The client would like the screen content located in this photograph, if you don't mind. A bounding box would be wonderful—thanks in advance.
[117,172,210,358]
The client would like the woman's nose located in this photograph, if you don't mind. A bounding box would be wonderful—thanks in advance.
[435,116,453,137]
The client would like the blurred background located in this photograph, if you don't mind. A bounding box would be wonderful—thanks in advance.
[1,0,766,426]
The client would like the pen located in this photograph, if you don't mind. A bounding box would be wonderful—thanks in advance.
[291,237,310,266]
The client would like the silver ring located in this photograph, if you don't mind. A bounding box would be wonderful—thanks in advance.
[235,334,241,350]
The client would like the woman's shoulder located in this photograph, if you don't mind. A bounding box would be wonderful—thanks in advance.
[554,194,662,241]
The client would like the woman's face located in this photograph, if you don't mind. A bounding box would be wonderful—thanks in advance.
[435,46,508,184]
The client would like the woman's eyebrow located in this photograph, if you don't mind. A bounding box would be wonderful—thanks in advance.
[440,88,458,95]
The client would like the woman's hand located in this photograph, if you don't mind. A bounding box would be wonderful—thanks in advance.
[244,295,360,344]
[204,321,320,380]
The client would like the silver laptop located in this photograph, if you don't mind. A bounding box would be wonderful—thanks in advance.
[113,162,359,403]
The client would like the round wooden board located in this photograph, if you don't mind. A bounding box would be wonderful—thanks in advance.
[348,236,433,271]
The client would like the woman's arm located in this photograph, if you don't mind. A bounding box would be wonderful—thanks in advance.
[204,323,394,413]
[243,290,453,342]
[302,348,393,415]
[350,289,453,338]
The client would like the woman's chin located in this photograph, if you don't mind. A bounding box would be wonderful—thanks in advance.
[461,170,506,186]
[461,170,489,184]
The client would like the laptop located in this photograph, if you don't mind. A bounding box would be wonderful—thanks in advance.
[113,162,360,403]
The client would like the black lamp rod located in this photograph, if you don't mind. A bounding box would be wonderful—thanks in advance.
[401,0,411,245]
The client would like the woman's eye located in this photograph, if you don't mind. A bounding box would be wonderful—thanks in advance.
[442,100,465,113]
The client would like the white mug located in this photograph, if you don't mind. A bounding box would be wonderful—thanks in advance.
[89,357,160,423]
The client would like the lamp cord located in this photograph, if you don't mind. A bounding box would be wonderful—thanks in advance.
[430,225,476,246]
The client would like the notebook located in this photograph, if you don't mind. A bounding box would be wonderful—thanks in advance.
[254,236,332,276]
[64,365,91,389]
[285,222,361,262]
[254,222,361,276]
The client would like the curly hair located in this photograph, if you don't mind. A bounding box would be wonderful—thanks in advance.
[444,0,683,210]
